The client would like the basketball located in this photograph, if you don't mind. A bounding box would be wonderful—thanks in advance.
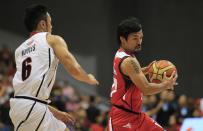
[148,60,177,83]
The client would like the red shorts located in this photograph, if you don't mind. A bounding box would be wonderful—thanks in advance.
[107,107,164,131]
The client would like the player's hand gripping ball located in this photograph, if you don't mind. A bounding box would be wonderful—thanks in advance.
[148,60,177,83]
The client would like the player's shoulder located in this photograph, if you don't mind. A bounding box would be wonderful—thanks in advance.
[115,50,130,58]
[122,56,139,68]
[46,33,65,46]
[15,46,21,56]
[47,33,63,41]
[122,56,134,64]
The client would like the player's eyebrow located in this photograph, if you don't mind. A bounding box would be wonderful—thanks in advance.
[132,34,143,37]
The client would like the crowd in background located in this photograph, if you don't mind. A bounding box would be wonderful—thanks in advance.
[0,46,203,131]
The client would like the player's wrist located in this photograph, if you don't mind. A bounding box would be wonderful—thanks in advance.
[161,81,170,89]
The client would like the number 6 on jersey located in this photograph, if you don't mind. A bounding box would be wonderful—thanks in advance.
[22,57,32,81]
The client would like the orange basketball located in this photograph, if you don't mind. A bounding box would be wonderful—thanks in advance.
[148,60,177,83]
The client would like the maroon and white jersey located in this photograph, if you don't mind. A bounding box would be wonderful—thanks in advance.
[13,32,58,100]
[110,48,143,113]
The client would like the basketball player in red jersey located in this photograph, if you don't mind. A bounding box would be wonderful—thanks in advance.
[107,17,178,131]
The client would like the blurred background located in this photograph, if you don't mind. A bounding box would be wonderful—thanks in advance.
[0,0,203,131]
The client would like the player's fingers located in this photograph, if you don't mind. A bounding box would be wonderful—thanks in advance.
[66,114,75,122]
[172,74,178,83]
[90,79,99,85]
[67,116,75,125]
[92,76,99,85]
[174,73,178,80]
[163,72,166,77]
[95,79,99,85]
[163,72,168,79]
[169,71,176,79]
[170,71,175,79]
[69,115,75,122]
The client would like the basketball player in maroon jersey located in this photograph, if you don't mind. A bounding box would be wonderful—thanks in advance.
[107,17,178,131]
[9,5,98,131]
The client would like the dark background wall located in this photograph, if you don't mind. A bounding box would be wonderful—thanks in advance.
[0,0,202,98]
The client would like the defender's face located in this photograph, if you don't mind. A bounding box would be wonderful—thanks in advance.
[122,30,143,52]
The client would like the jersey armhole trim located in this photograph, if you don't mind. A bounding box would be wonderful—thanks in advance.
[118,56,131,80]
[45,32,52,49]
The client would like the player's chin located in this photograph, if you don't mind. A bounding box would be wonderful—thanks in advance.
[134,47,141,52]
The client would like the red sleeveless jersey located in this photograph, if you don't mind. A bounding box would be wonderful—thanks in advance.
[110,48,143,113]
[108,49,164,131]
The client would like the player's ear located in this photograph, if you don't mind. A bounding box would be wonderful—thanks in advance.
[39,20,47,30]
[120,36,126,44]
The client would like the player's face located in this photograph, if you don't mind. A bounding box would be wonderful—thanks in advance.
[124,30,143,52]
[46,13,52,33]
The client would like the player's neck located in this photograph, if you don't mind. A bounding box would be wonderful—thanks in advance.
[120,47,134,55]
[30,29,46,37]
[30,31,40,37]
[33,28,48,33]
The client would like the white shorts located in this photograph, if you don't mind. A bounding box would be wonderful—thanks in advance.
[9,98,66,131]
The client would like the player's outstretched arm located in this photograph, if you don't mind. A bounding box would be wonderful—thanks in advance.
[121,57,177,95]
[47,34,99,85]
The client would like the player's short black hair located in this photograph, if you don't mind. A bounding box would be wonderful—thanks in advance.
[24,4,48,32]
[117,17,142,45]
